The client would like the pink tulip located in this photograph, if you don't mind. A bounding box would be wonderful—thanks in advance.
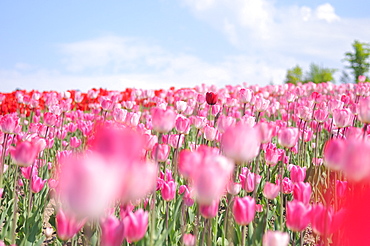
[216,115,236,133]
[203,125,217,141]
[265,144,282,167]
[167,134,184,148]
[278,127,299,148]
[263,182,280,200]
[255,96,270,112]
[314,109,328,123]
[233,196,256,225]
[178,185,194,206]
[333,108,352,128]
[240,169,260,193]
[69,136,81,148]
[199,199,219,219]
[10,141,40,167]
[175,116,191,134]
[221,123,261,163]
[258,121,274,144]
[358,97,370,124]
[30,174,47,193]
[262,230,289,246]
[56,209,86,241]
[123,209,149,243]
[286,200,311,232]
[44,112,58,127]
[324,137,370,181]
[239,88,253,103]
[323,139,345,171]
[100,215,125,246]
[191,116,207,129]
[21,165,38,180]
[151,143,170,162]
[151,108,177,133]
[183,233,195,246]
[289,165,306,183]
[276,177,293,194]
[293,182,311,205]
[161,180,177,201]
[143,133,158,151]
[227,181,241,195]
[0,114,19,134]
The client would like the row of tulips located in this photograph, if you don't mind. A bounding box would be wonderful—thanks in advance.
[0,81,370,245]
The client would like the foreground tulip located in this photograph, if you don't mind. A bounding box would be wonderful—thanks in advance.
[262,230,289,246]
[56,209,86,241]
[221,123,261,164]
[10,140,40,167]
[233,196,256,225]
[123,209,149,243]
[324,137,370,181]
[286,200,311,232]
[323,138,346,171]
[100,215,125,246]
[151,108,177,133]
[179,146,234,205]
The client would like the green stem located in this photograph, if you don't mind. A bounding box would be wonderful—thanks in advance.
[11,166,19,245]
[279,159,284,231]
[241,225,246,246]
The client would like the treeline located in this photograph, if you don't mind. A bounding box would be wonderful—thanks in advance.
[285,40,370,84]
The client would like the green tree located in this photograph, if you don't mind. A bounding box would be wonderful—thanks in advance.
[304,63,337,84]
[343,40,370,83]
[285,65,303,85]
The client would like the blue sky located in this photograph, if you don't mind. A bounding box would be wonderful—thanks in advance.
[1,0,369,92]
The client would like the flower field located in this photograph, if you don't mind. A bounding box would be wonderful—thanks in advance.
[0,82,370,245]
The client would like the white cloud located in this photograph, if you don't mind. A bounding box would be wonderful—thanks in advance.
[0,36,292,92]
[315,3,340,23]
[59,36,165,73]
[180,0,370,82]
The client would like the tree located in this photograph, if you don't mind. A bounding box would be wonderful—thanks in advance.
[304,63,337,84]
[343,40,370,83]
[285,65,303,85]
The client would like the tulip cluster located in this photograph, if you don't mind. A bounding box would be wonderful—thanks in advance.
[1,81,370,245]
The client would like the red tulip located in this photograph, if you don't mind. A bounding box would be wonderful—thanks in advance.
[206,92,218,105]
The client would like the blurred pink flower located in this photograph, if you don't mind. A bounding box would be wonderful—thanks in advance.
[221,123,261,163]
